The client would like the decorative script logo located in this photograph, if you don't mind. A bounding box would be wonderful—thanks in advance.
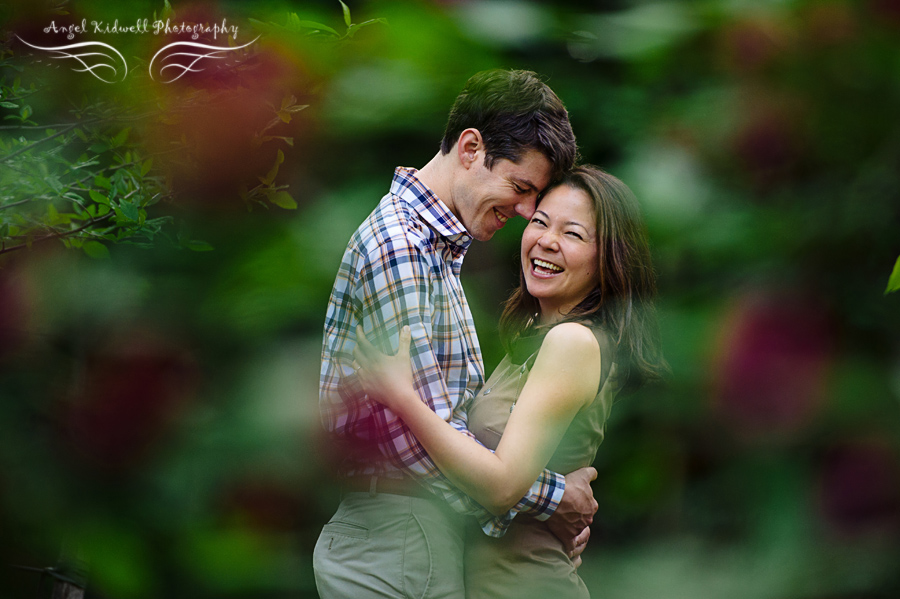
[16,38,128,83]
[17,18,255,84]
[149,38,259,83]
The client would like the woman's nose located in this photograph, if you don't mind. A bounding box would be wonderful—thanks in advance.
[537,232,559,250]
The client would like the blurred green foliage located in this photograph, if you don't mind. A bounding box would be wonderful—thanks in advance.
[1,0,899,598]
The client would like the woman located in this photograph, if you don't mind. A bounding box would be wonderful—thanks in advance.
[355,165,667,598]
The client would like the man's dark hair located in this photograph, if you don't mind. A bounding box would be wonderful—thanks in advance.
[440,69,577,178]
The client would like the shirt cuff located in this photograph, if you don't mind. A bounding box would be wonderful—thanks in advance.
[531,473,566,522]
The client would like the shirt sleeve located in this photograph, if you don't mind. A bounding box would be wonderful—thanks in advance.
[320,217,565,537]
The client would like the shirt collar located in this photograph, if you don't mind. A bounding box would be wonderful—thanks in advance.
[391,167,474,251]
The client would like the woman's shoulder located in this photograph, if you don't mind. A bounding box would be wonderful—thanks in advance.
[541,322,602,357]
[530,323,603,409]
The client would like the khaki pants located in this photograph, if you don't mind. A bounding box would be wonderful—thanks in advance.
[313,491,466,599]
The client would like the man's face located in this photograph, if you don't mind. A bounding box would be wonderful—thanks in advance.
[453,149,553,242]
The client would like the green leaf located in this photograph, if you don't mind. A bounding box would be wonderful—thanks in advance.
[186,240,214,251]
[83,241,110,259]
[89,190,110,205]
[298,20,339,35]
[72,159,100,170]
[269,191,298,209]
[112,128,130,148]
[258,136,294,147]
[90,143,109,153]
[259,150,285,186]
[0,102,17,108]
[111,169,126,192]
[47,204,72,225]
[346,18,387,37]
[340,0,352,28]
[886,256,900,294]
[94,175,112,190]
[141,158,153,176]
[0,223,9,238]
[248,17,272,33]
[119,201,139,222]
[65,195,87,214]
[146,216,174,227]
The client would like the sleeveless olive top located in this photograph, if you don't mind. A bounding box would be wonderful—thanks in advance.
[464,325,622,599]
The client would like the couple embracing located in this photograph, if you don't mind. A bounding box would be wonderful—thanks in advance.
[315,69,666,598]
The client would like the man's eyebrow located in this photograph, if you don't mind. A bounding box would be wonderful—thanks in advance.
[511,177,539,192]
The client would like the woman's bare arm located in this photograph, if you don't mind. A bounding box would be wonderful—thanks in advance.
[355,322,601,515]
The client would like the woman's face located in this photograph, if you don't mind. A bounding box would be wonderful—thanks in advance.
[521,185,599,323]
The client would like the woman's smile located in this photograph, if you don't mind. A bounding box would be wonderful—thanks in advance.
[522,185,598,323]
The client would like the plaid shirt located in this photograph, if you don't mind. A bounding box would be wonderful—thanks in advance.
[319,167,565,537]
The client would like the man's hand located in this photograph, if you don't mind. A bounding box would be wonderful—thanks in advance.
[569,525,590,568]
[545,466,598,559]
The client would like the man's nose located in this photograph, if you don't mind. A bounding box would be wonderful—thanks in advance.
[514,196,537,219]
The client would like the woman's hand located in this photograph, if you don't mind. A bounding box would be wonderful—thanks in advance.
[353,325,417,413]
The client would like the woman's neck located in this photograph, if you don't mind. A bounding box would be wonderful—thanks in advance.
[538,308,566,326]
[538,297,587,326]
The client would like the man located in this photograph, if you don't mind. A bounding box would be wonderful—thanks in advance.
[315,69,598,598]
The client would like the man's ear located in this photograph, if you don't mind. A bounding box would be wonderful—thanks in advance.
[457,128,484,170]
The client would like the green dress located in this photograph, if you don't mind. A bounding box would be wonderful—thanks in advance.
[464,325,622,599]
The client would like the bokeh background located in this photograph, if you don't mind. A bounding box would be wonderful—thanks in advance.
[2,0,899,597]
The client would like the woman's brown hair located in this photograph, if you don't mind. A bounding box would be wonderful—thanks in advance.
[499,165,668,389]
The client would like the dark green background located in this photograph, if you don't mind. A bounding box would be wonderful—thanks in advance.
[1,1,898,597]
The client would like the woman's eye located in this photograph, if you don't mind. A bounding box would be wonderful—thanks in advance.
[531,217,546,226]
[566,231,583,239]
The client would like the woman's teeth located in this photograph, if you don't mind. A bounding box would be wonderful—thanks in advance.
[533,259,562,273]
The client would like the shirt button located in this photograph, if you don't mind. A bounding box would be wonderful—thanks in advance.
[460,235,470,243]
